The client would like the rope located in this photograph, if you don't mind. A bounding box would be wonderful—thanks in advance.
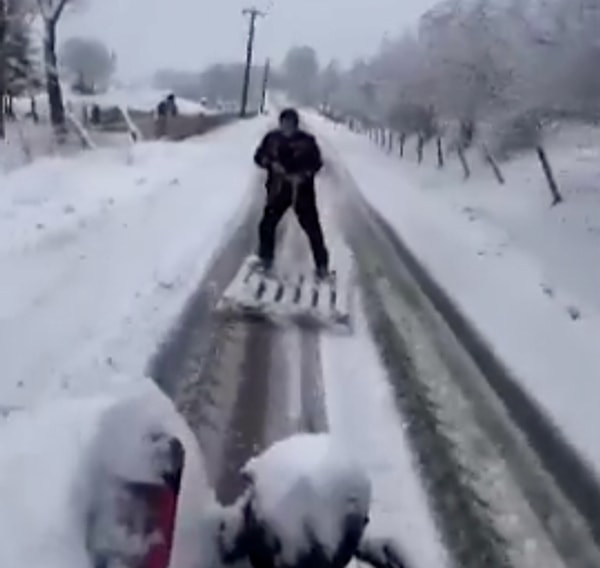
[267,173,303,208]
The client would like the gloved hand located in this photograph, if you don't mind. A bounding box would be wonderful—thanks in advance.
[270,161,287,176]
[287,171,311,185]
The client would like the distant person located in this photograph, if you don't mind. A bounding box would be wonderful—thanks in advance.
[165,93,178,117]
[156,94,178,138]
[253,108,330,279]
[90,104,101,125]
[157,94,178,118]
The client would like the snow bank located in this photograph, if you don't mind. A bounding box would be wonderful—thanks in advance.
[0,396,102,568]
[0,378,214,568]
[309,112,600,481]
[0,117,269,409]
[244,433,371,566]
[0,120,60,172]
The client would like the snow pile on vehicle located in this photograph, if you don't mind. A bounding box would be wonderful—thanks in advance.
[243,433,372,566]
[0,378,213,568]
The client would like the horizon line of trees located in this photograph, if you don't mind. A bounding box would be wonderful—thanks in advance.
[279,0,600,205]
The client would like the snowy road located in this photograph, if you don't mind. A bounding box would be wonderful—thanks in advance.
[150,125,600,567]
[154,180,450,568]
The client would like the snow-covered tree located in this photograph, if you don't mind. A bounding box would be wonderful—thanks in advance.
[283,45,320,105]
[420,0,516,127]
[6,0,37,95]
[60,37,115,94]
[196,62,262,108]
[318,0,576,199]
[527,0,600,118]
[0,0,38,136]
[318,60,341,108]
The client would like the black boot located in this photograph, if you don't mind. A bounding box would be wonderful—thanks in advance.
[251,255,273,274]
[315,264,331,281]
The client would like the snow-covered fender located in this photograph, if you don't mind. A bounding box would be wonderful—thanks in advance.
[85,386,188,568]
[140,436,185,568]
[87,432,185,568]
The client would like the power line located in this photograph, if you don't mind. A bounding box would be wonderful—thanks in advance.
[240,6,265,118]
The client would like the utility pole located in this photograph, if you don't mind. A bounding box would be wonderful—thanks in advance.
[240,7,264,118]
[260,58,270,114]
[0,0,7,139]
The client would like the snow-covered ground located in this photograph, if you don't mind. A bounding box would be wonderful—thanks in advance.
[397,124,600,319]
[7,99,599,567]
[309,113,600,482]
[0,99,452,568]
[0,116,274,567]
[0,117,268,412]
[311,199,450,567]
[1,120,56,171]
[1,96,135,173]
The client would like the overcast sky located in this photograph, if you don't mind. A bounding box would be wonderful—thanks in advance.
[61,0,440,80]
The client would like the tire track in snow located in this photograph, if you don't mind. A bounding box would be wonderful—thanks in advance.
[319,275,450,568]
[215,321,275,504]
[159,192,328,505]
[211,215,328,503]
[326,158,600,568]
[276,211,328,435]
[318,182,450,568]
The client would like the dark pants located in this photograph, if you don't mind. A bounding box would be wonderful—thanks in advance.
[258,180,329,269]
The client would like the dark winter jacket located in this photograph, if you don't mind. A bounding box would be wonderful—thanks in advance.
[254,129,323,192]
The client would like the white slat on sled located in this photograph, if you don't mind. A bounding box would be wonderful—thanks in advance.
[288,273,305,310]
[299,273,317,311]
[273,273,289,307]
[222,260,261,308]
[221,261,251,305]
[316,278,332,316]
[243,272,264,306]
[332,270,352,321]
[257,275,281,306]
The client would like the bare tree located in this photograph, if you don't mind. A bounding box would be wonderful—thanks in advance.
[36,0,72,135]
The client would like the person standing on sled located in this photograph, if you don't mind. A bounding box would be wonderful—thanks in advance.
[253,108,330,279]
